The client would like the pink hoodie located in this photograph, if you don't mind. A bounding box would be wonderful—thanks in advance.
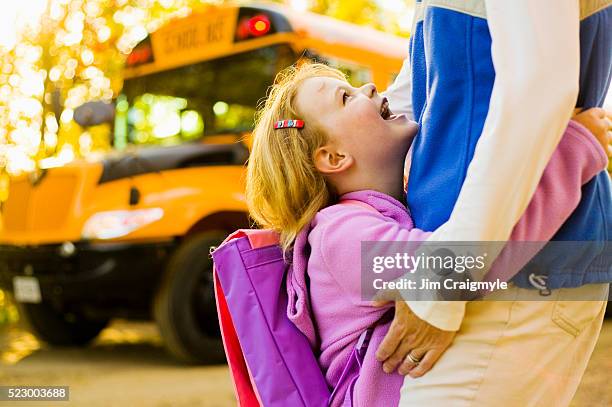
[286,121,608,407]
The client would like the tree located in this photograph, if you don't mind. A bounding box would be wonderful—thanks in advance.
[0,0,411,182]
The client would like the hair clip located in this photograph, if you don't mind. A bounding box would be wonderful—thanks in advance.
[274,119,305,129]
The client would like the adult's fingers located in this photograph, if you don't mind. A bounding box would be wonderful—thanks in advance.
[407,349,443,378]
[376,301,413,361]
[382,336,415,373]
[371,288,400,307]
[591,107,606,118]
[376,319,408,362]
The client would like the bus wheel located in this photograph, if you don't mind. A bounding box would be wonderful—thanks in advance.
[16,302,109,346]
[153,231,227,364]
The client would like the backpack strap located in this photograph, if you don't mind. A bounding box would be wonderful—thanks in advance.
[328,328,373,405]
[330,308,395,406]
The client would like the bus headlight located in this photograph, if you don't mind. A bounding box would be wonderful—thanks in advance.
[82,208,164,240]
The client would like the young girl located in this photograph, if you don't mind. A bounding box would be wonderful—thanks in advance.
[245,63,610,406]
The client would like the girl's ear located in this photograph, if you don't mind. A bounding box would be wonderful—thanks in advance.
[314,144,354,174]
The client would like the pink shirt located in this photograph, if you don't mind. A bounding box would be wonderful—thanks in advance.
[286,121,608,406]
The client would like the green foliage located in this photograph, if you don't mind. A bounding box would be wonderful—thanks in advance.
[0,0,412,183]
[0,290,19,327]
[312,0,383,30]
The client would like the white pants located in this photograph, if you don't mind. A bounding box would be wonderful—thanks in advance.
[399,283,609,407]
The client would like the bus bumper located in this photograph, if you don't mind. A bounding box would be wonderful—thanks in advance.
[0,240,177,319]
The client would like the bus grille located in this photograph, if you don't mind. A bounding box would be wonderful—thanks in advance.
[3,175,77,232]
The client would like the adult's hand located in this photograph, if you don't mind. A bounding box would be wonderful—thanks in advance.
[572,107,612,157]
[375,301,456,377]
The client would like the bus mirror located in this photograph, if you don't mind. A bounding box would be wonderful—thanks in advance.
[74,101,115,127]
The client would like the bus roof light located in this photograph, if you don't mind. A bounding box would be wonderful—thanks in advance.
[126,45,153,67]
[248,15,271,36]
[237,14,272,40]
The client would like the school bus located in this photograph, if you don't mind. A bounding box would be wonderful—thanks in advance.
[0,4,408,363]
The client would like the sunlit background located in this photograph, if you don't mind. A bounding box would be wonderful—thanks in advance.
[0,0,413,194]
[0,0,416,332]
[2,0,609,199]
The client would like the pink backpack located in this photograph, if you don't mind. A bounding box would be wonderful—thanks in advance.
[211,201,376,406]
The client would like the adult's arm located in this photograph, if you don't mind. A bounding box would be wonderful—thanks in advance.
[381,56,415,120]
[378,120,607,376]
[484,120,609,282]
[314,150,609,306]
[406,0,581,331]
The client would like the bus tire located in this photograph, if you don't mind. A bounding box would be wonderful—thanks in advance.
[153,231,227,364]
[16,302,109,346]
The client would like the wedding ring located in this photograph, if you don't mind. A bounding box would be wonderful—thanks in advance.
[406,352,421,365]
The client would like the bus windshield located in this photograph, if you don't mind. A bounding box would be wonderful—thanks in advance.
[117,44,295,147]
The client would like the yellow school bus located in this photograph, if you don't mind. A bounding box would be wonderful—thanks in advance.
[0,3,407,363]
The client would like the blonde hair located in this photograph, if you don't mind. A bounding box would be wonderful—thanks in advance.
[246,62,346,252]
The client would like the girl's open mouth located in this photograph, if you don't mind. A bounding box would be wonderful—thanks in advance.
[380,97,392,120]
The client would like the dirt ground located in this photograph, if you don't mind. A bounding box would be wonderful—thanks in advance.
[0,319,610,406]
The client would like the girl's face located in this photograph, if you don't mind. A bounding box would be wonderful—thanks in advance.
[295,76,418,173]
